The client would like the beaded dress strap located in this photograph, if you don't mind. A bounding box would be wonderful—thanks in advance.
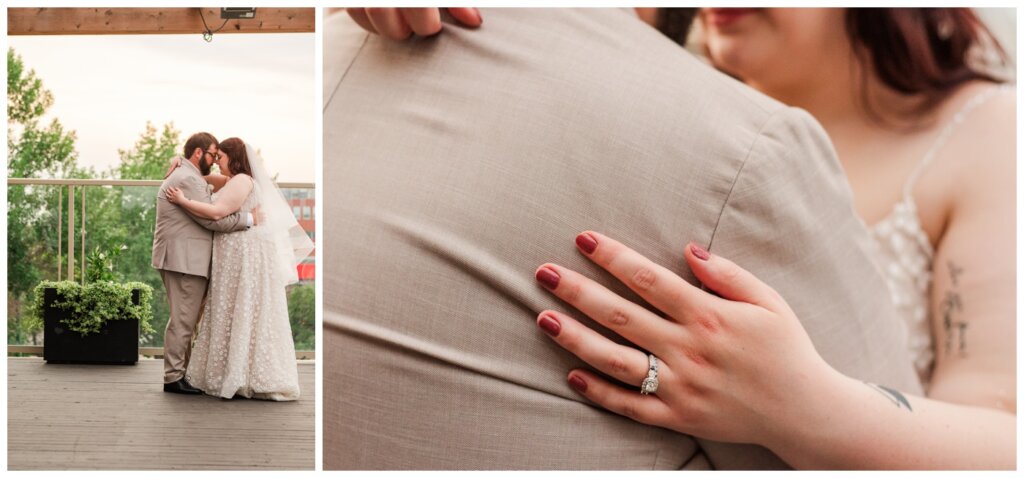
[900,85,1008,200]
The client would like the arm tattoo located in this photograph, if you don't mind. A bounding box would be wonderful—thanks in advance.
[948,261,964,286]
[865,382,913,411]
[940,261,968,357]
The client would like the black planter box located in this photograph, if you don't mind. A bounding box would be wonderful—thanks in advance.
[43,287,140,365]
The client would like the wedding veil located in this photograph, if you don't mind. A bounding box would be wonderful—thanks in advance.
[246,142,314,286]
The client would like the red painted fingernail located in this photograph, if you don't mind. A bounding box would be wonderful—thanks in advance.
[537,314,561,337]
[575,232,598,254]
[690,243,711,261]
[535,266,560,290]
[568,375,588,393]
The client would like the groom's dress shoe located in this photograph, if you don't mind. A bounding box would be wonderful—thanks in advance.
[164,378,202,394]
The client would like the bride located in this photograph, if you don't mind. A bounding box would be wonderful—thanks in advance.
[166,138,314,401]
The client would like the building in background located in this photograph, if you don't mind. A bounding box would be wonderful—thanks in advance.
[283,187,316,281]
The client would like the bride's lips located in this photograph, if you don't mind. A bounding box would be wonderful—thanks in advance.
[704,8,759,28]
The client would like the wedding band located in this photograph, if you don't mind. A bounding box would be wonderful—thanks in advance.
[640,354,659,395]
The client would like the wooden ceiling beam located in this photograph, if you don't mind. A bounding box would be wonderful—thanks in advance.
[8,8,314,35]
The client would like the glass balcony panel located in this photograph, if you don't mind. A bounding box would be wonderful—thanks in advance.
[7,180,316,354]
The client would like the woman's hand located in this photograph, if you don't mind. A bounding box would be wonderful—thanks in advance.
[534,231,846,447]
[163,156,182,179]
[165,186,187,205]
[346,8,482,40]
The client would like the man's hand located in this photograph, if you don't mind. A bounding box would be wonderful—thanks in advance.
[252,205,266,226]
[346,8,482,40]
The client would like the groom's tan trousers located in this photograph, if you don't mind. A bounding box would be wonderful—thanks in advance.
[160,269,209,384]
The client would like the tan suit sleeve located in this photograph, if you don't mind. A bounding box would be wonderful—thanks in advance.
[698,107,924,468]
[174,174,250,233]
[712,106,922,388]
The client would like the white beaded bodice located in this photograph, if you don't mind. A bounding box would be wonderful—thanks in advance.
[866,85,1004,385]
[868,197,935,383]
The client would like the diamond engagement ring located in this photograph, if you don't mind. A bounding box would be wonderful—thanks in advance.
[640,354,659,395]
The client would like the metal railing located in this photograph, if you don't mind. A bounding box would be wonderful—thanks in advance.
[7,177,316,359]
[8,178,314,282]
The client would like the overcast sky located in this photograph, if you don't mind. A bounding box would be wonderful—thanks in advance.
[9,32,315,183]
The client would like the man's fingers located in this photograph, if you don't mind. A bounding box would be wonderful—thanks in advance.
[365,8,412,40]
[567,369,672,427]
[447,7,482,27]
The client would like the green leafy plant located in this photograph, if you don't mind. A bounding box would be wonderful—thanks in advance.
[31,280,154,337]
[85,244,127,283]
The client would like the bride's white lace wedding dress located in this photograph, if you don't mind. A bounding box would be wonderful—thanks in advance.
[186,178,301,401]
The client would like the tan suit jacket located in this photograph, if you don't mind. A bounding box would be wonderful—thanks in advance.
[323,9,922,470]
[151,159,249,278]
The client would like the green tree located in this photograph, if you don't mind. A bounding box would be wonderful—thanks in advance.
[107,122,181,345]
[8,49,315,353]
[117,122,179,180]
[287,283,315,351]
[7,48,83,344]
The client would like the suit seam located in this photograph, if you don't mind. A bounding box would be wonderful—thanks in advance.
[706,107,789,252]
[324,32,370,111]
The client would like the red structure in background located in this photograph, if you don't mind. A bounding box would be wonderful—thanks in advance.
[297,263,315,280]
[284,189,316,281]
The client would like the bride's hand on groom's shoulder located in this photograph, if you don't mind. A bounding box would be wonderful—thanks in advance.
[346,8,482,40]
[534,231,848,447]
[163,156,183,179]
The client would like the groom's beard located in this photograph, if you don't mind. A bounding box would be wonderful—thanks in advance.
[199,158,212,176]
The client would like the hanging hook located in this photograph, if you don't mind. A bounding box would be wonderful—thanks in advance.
[198,8,228,43]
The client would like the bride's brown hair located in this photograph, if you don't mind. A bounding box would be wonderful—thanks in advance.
[218,137,253,177]
[846,8,1009,121]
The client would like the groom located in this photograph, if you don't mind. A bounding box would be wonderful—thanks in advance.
[152,132,255,394]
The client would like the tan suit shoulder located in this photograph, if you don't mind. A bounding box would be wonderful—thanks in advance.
[322,8,916,470]
[152,162,215,278]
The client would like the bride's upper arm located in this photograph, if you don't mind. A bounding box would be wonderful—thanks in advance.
[926,89,1015,413]
[205,173,230,192]
[213,174,254,213]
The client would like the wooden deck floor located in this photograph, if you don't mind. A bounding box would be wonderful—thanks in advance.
[7,357,314,470]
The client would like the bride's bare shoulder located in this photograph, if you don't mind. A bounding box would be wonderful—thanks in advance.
[952,83,1013,162]
[225,173,255,192]
[942,82,1014,204]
